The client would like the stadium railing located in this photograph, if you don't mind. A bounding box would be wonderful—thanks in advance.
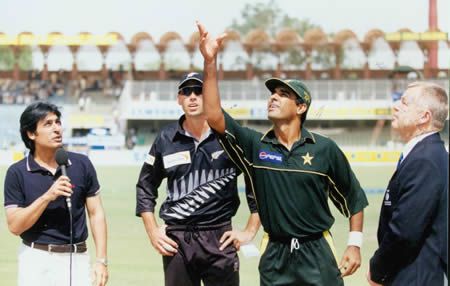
[126,79,449,102]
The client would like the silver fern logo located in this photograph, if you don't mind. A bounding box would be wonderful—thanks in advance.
[164,168,236,220]
[211,150,225,161]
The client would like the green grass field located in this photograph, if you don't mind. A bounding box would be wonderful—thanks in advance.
[0,165,393,285]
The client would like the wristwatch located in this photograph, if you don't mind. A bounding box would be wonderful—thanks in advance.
[96,258,108,267]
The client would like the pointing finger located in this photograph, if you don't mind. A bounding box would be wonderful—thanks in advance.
[196,21,206,35]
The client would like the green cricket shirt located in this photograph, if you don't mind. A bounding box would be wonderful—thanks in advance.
[218,111,369,238]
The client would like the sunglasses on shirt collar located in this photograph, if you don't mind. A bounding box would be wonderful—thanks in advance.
[178,86,203,96]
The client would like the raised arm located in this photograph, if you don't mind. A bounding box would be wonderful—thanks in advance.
[197,21,227,134]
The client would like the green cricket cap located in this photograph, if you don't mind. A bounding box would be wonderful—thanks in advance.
[265,78,312,107]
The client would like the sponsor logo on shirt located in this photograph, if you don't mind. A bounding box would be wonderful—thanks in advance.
[384,189,391,206]
[259,150,283,163]
[145,154,155,166]
[163,151,191,168]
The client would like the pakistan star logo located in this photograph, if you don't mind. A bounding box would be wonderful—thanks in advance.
[301,152,314,165]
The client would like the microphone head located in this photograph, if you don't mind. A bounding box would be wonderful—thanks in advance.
[55,148,69,166]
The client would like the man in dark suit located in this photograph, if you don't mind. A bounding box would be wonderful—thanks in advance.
[368,81,448,285]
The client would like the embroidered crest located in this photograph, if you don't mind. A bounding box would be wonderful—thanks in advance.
[301,152,314,165]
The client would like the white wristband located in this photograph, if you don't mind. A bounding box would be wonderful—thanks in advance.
[347,231,363,247]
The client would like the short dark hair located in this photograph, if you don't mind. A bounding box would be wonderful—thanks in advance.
[20,102,61,154]
[296,97,308,123]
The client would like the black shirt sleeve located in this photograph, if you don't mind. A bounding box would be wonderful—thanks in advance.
[135,133,166,216]
[4,166,25,208]
[84,156,100,197]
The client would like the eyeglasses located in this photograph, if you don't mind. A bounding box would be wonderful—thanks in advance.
[178,86,202,96]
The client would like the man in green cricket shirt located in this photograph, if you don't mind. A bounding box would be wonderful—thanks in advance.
[196,21,369,286]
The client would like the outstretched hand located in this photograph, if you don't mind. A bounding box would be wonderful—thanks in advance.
[196,21,227,63]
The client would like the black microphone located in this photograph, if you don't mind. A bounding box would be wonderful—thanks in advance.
[56,147,74,286]
[55,147,72,210]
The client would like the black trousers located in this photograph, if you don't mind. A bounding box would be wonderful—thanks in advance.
[163,222,239,286]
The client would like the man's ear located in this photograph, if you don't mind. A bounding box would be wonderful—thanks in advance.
[177,94,183,106]
[418,110,432,125]
[27,130,36,141]
[297,104,307,115]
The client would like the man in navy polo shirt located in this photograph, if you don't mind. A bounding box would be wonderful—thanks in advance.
[3,102,108,286]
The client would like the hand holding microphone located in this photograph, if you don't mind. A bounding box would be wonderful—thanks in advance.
[45,176,73,202]
[52,148,73,209]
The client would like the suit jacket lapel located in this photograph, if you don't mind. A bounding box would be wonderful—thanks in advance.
[398,133,443,171]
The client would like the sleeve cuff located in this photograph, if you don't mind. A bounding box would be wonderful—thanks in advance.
[369,258,388,284]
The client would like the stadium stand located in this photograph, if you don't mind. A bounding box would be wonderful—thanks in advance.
[0,27,448,157]
[1,77,448,151]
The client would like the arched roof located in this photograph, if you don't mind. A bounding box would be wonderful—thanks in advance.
[363,29,385,46]
[333,29,358,45]
[389,28,414,51]
[17,31,34,43]
[78,31,92,37]
[274,28,301,50]
[222,30,241,46]
[188,31,200,46]
[397,28,413,33]
[47,31,63,37]
[15,32,34,52]
[45,31,64,44]
[275,28,302,46]
[106,32,125,43]
[130,32,153,46]
[17,31,33,37]
[38,32,64,52]
[303,28,328,46]
[159,31,183,46]
[185,31,200,53]
[76,31,94,47]
[243,29,271,51]
[5,28,444,56]
[218,30,242,52]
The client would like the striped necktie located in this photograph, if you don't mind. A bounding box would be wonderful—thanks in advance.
[396,153,404,169]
